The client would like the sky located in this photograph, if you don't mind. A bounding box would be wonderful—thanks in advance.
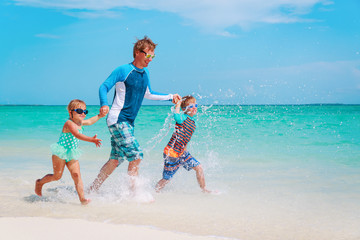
[0,0,359,105]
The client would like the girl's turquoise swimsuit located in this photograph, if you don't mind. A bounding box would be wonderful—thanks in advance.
[50,128,82,162]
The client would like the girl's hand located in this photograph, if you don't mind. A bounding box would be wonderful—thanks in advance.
[98,112,107,118]
[92,134,102,147]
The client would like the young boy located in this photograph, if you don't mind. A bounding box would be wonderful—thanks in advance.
[155,95,211,193]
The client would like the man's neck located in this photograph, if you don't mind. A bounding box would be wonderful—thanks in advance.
[132,60,143,69]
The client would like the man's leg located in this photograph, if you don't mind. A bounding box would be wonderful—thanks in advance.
[89,159,119,192]
[128,158,141,191]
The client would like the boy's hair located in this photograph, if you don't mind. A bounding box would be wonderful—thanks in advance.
[133,36,157,58]
[181,95,196,110]
[67,99,86,112]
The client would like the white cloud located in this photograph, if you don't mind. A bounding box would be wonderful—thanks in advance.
[13,0,333,33]
[63,10,120,19]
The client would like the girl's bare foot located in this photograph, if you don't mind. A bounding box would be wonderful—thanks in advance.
[81,199,91,205]
[35,179,43,196]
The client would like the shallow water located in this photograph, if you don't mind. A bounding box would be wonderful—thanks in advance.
[1,105,359,239]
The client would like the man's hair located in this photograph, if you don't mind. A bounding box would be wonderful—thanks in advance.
[133,36,157,58]
[67,99,86,112]
[181,95,196,110]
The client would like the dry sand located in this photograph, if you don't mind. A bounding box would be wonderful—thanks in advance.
[0,217,232,240]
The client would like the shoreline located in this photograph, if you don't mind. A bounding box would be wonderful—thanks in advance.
[0,217,234,240]
[1,103,359,107]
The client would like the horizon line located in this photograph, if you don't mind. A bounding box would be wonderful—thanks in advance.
[1,103,360,107]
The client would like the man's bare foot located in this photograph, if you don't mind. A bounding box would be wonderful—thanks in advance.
[202,188,212,194]
[35,179,43,196]
[81,199,91,205]
[86,186,95,194]
[88,182,101,193]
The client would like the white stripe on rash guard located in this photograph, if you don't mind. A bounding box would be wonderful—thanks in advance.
[145,87,173,101]
[107,81,126,126]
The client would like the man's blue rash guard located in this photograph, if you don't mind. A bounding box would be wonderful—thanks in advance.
[99,63,173,127]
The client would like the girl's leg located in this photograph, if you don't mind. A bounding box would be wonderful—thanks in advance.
[193,165,211,193]
[66,160,90,205]
[35,155,66,196]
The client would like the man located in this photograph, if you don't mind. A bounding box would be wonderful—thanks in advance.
[90,36,181,191]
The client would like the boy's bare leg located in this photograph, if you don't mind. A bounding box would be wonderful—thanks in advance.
[155,179,170,192]
[66,160,90,205]
[89,159,119,192]
[193,165,211,193]
[35,155,66,196]
[128,159,141,191]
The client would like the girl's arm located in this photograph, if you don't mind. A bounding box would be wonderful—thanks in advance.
[65,121,102,147]
[82,114,104,126]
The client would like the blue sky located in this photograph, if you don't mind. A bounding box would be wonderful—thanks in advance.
[1,0,359,105]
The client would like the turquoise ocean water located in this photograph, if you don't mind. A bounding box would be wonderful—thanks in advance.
[0,105,359,240]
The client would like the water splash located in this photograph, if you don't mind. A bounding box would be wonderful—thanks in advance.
[87,174,155,204]
[201,104,213,112]
[143,106,175,153]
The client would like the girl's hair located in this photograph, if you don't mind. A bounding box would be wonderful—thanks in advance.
[181,95,196,110]
[133,36,157,58]
[67,99,86,112]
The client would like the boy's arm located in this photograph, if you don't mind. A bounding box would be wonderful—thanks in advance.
[174,100,181,113]
[174,100,186,124]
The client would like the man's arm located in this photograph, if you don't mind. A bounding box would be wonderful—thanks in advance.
[143,68,181,103]
[144,86,181,103]
[99,65,128,107]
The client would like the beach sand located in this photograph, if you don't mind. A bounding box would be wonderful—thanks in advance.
[0,217,231,240]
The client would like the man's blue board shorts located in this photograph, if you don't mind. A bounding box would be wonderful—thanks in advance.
[109,122,143,165]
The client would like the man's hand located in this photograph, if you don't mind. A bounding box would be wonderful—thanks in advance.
[172,94,181,104]
[100,105,109,117]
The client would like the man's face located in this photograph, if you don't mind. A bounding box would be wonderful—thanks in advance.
[135,47,155,68]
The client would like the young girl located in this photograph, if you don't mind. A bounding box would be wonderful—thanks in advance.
[155,95,211,193]
[35,99,105,205]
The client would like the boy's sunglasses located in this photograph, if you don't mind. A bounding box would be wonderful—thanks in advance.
[72,109,88,115]
[187,104,198,109]
[141,50,155,59]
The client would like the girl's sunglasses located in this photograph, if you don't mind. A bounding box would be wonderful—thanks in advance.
[72,109,88,115]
